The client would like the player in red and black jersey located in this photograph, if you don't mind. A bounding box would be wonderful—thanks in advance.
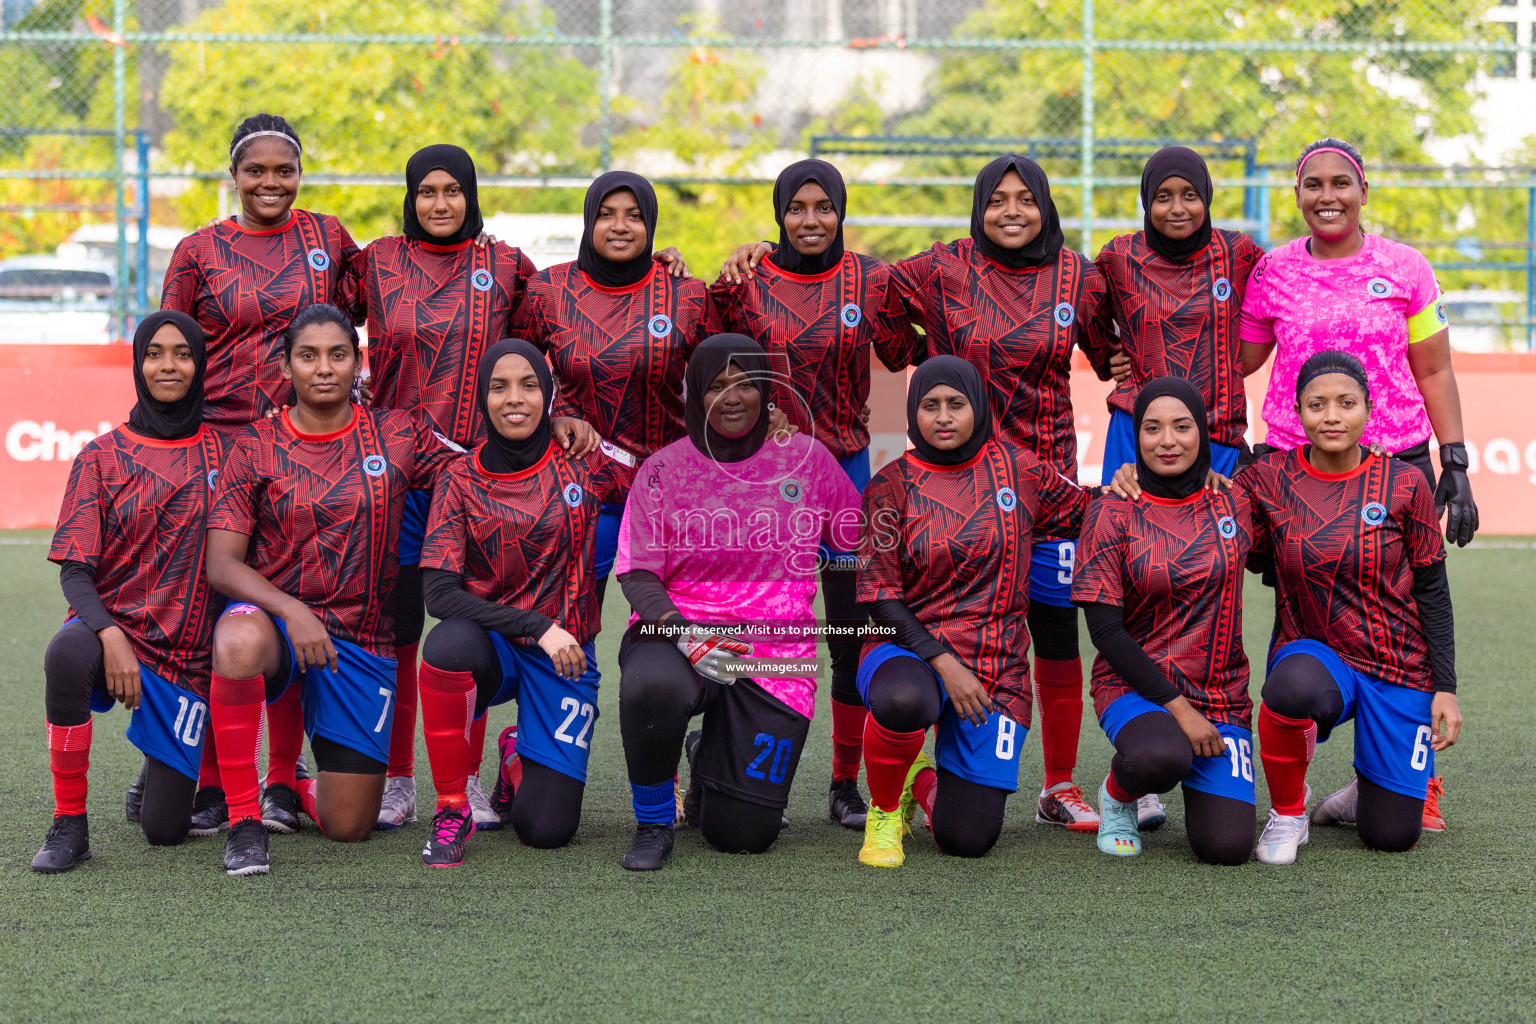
[411,339,634,866]
[203,305,461,876]
[1236,351,1460,865]
[888,156,1115,830]
[710,159,920,829]
[512,171,721,602]
[1090,148,1264,480]
[854,357,1095,868]
[1073,378,1256,865]
[32,312,225,872]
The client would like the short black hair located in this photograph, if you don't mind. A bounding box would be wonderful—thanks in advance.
[1295,348,1371,404]
[1296,137,1365,182]
[230,113,302,167]
[282,303,358,358]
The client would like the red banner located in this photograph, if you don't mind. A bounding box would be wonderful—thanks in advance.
[4,346,1535,534]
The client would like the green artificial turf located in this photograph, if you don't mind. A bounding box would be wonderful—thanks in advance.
[0,530,1531,1023]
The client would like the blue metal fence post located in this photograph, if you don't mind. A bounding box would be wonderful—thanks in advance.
[111,0,128,339]
[136,131,150,314]
[1079,0,1095,253]
[599,0,613,173]
[1527,177,1535,351]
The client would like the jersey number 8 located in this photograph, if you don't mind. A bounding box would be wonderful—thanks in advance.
[995,717,1017,759]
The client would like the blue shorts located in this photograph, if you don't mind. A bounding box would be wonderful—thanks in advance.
[1100,407,1241,486]
[1270,639,1436,800]
[856,643,1027,793]
[1099,693,1256,804]
[595,501,625,582]
[398,489,432,567]
[484,631,602,784]
[1029,536,1078,607]
[267,612,399,765]
[819,448,872,570]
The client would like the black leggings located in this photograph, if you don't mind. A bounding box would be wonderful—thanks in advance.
[422,617,586,848]
[1027,602,1079,662]
[1263,653,1424,853]
[1111,711,1254,866]
[44,620,198,845]
[821,561,865,707]
[393,564,425,649]
[865,653,1010,858]
[700,788,782,855]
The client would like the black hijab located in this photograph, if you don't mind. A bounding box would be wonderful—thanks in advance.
[576,171,658,288]
[475,338,553,475]
[906,355,993,467]
[128,310,205,441]
[970,155,1064,270]
[766,159,846,276]
[1132,376,1210,501]
[1140,147,1213,263]
[684,333,771,464]
[403,144,483,246]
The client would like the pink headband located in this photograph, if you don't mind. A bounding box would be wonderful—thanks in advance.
[1297,147,1365,186]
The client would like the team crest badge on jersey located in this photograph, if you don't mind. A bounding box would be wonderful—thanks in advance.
[840,303,862,328]
[1366,277,1393,298]
[1435,302,1448,325]
[1361,501,1388,526]
[779,478,803,503]
[471,268,494,292]
[362,454,387,477]
[207,469,219,490]
[996,487,1017,511]
[307,248,331,271]
[1218,515,1237,539]
[563,483,584,508]
[1053,302,1075,326]
[647,314,672,338]
[1212,277,1232,302]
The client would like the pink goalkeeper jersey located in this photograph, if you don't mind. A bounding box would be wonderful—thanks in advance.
[1239,233,1447,453]
[616,432,862,718]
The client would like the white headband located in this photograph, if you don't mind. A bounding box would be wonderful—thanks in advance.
[231,130,302,162]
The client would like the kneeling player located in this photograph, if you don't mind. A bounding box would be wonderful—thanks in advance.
[33,312,223,871]
[615,334,861,870]
[204,304,460,875]
[1073,378,1256,864]
[1242,351,1461,864]
[412,339,629,866]
[855,357,1095,868]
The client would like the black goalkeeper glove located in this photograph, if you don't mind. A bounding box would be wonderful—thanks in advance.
[1433,441,1478,548]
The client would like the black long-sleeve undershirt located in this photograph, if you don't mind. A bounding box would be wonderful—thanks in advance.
[58,561,115,634]
[617,569,681,625]
[420,568,553,642]
[1081,602,1181,706]
[864,598,947,662]
[1411,560,1457,694]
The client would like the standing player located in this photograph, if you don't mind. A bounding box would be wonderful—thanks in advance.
[708,158,919,829]
[513,171,722,607]
[413,339,634,866]
[203,305,461,876]
[1072,378,1256,864]
[1239,351,1460,864]
[32,312,223,872]
[160,113,362,834]
[888,156,1114,832]
[855,357,1095,868]
[614,334,861,870]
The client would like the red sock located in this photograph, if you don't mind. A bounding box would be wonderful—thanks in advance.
[211,672,265,823]
[386,642,419,778]
[47,720,92,817]
[265,679,304,791]
[466,713,488,777]
[1258,703,1316,816]
[1105,771,1140,804]
[1035,657,1083,789]
[863,717,925,812]
[911,761,938,829]
[830,699,867,782]
[296,777,324,835]
[197,726,221,790]
[419,662,475,809]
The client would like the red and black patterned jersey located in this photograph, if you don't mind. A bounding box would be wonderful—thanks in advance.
[889,239,1114,479]
[1091,229,1264,448]
[511,261,721,463]
[161,210,362,436]
[49,427,228,698]
[708,253,919,460]
[1237,449,1445,691]
[358,236,537,447]
[857,437,1092,725]
[208,406,462,658]
[1072,490,1253,727]
[420,440,637,645]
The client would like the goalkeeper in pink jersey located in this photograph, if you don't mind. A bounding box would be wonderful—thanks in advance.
[615,334,862,870]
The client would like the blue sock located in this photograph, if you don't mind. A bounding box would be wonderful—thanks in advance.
[630,780,675,825]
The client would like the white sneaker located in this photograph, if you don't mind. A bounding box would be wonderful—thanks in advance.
[375,776,417,831]
[1311,774,1359,826]
[1136,793,1167,831]
[1256,808,1310,864]
[466,773,501,831]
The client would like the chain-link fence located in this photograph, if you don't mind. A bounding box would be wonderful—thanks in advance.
[2,0,1535,348]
